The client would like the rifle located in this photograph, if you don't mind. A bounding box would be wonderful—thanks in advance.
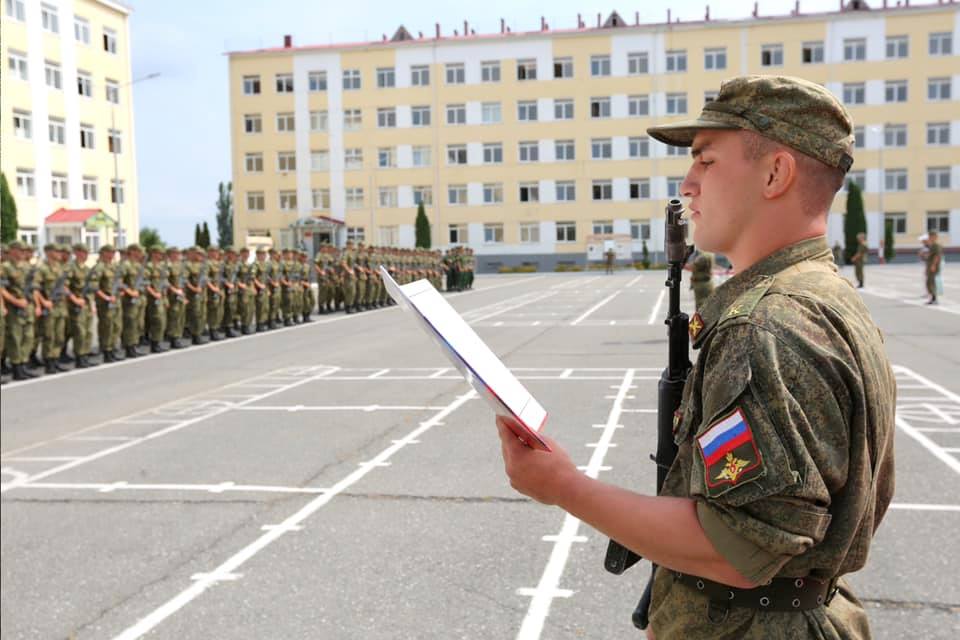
[175,261,186,301]
[81,263,98,297]
[158,263,170,297]
[51,262,72,304]
[603,199,692,630]
[130,263,146,306]
[18,266,39,316]
[197,257,209,293]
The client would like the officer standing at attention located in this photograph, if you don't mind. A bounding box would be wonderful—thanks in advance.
[689,250,715,311]
[495,76,896,640]
[852,232,867,289]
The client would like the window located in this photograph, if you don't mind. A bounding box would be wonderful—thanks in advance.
[554,57,573,79]
[629,136,650,158]
[483,183,503,204]
[379,187,398,207]
[48,117,65,144]
[411,105,431,127]
[517,59,537,80]
[884,213,906,234]
[412,146,431,167]
[704,47,726,70]
[927,122,950,146]
[411,65,430,86]
[312,189,330,210]
[6,0,25,21]
[276,112,295,132]
[279,190,298,211]
[345,188,364,208]
[520,222,540,243]
[846,171,866,192]
[556,221,576,242]
[111,180,125,204]
[343,69,361,90]
[45,61,62,90]
[929,32,953,56]
[886,35,908,59]
[628,52,649,75]
[631,219,652,240]
[554,98,574,120]
[885,80,907,103]
[592,180,613,201]
[378,147,395,168]
[105,79,119,104]
[802,41,824,64]
[666,93,687,115]
[75,70,93,97]
[853,126,865,149]
[446,104,466,125]
[482,102,501,124]
[590,97,611,119]
[309,150,328,171]
[761,44,783,67]
[103,27,117,54]
[80,124,95,149]
[51,173,68,199]
[379,226,399,245]
[247,191,265,212]
[41,3,58,33]
[591,138,612,159]
[884,124,907,148]
[82,177,97,202]
[483,143,503,164]
[555,139,575,161]
[844,38,866,61]
[275,73,294,93]
[591,55,611,77]
[12,110,31,139]
[927,211,950,233]
[667,177,683,198]
[377,107,397,128]
[928,77,951,101]
[445,63,465,84]
[245,113,262,133]
[277,151,296,172]
[518,141,539,163]
[628,94,650,117]
[483,223,504,243]
[346,227,365,243]
[592,220,614,235]
[518,100,538,122]
[447,144,467,165]
[108,129,123,154]
[448,185,467,205]
[843,83,865,105]
[310,110,327,132]
[343,108,362,130]
[556,181,576,202]
[518,182,539,203]
[666,144,686,157]
[884,168,907,191]
[74,16,90,44]
[308,71,327,91]
[376,67,395,88]
[449,224,468,244]
[481,61,500,82]
[344,148,363,169]
[665,49,687,72]
[927,166,951,190]
[15,169,35,197]
[704,91,719,104]
[629,179,651,200]
[245,153,263,173]
[243,75,261,95]
[413,186,432,206]
[8,50,28,80]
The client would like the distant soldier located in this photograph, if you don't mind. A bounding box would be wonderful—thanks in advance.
[339,253,357,314]
[165,246,188,348]
[604,247,615,274]
[252,248,271,331]
[94,244,122,362]
[184,246,208,345]
[205,246,224,340]
[37,244,71,373]
[145,246,169,353]
[2,241,40,379]
[298,251,314,321]
[852,232,867,288]
[236,247,255,334]
[220,247,240,337]
[268,248,283,328]
[690,250,715,311]
[67,244,97,368]
[925,230,943,305]
[120,244,146,358]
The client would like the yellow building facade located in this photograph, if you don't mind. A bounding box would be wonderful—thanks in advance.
[228,3,958,268]
[2,0,138,250]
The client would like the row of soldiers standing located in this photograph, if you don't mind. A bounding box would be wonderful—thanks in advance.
[1,240,473,383]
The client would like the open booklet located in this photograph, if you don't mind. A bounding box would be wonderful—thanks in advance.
[380,266,550,451]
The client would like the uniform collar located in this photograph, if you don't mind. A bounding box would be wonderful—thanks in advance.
[691,236,832,349]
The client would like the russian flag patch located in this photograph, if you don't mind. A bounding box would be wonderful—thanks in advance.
[697,408,763,489]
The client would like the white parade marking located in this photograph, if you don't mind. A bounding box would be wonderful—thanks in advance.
[367,368,390,379]
[889,503,960,512]
[9,482,329,495]
[648,289,666,325]
[570,291,621,326]
[236,404,447,412]
[896,415,960,475]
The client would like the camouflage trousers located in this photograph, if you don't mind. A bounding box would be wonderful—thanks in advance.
[122,298,142,347]
[207,293,223,334]
[166,294,186,339]
[255,289,271,325]
[187,292,206,338]
[238,289,254,330]
[302,284,315,316]
[222,292,236,330]
[96,300,120,354]
[69,298,94,357]
[5,304,36,364]
[42,304,68,359]
[147,295,167,342]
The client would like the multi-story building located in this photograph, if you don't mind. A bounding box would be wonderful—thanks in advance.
[2,0,138,250]
[228,1,958,269]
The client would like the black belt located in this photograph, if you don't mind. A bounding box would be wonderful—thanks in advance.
[673,572,839,621]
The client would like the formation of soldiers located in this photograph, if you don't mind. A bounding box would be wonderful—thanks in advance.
[0,240,475,383]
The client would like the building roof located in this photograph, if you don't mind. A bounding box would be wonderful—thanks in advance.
[46,208,103,224]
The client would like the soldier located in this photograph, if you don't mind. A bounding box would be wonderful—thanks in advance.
[184,246,208,345]
[34,244,70,373]
[93,245,121,362]
[236,246,255,334]
[298,250,314,322]
[0,244,7,381]
[220,247,240,337]
[2,242,40,379]
[925,230,942,304]
[852,232,867,288]
[689,250,715,310]
[496,76,896,639]
[604,247,615,274]
[339,252,357,314]
[67,244,98,368]
[119,244,146,358]
[267,248,283,328]
[164,246,188,349]
[252,247,271,331]
[205,246,224,340]
[145,246,169,353]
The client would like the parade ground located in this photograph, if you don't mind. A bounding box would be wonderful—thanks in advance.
[2,263,957,639]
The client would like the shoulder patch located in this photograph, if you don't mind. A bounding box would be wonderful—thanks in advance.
[719,276,774,326]
[697,408,764,491]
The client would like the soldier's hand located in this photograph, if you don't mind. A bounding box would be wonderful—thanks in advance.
[35,305,43,318]
[496,417,575,506]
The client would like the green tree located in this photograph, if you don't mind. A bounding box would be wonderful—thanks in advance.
[414,201,430,248]
[194,223,202,246]
[0,172,18,243]
[200,222,211,248]
[139,227,164,251]
[843,180,866,264]
[215,181,233,247]
[884,219,896,262]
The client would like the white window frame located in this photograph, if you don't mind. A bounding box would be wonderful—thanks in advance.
[666,93,687,115]
[447,144,467,165]
[446,103,466,125]
[665,49,687,73]
[41,3,59,33]
[346,227,365,243]
[926,212,950,233]
[883,168,908,192]
[629,136,650,158]
[45,60,62,90]
[928,77,951,101]
[886,35,908,59]
[376,67,395,88]
[312,189,330,210]
[483,223,504,244]
[242,75,261,95]
[556,221,576,243]
[555,140,575,161]
[245,152,263,173]
[8,50,28,81]
[482,102,502,124]
[377,107,397,128]
[929,32,953,56]
[884,212,907,235]
[343,69,361,90]
[519,222,540,243]
[108,129,123,154]
[378,225,399,246]
[413,186,432,206]
[592,180,613,201]
[631,219,652,240]
[481,60,500,83]
[344,148,363,170]
[13,109,32,139]
[843,83,865,105]
[482,183,503,205]
[378,186,398,207]
[518,101,538,122]
[411,105,431,127]
[554,98,574,120]
[82,176,97,202]
[345,188,364,209]
[105,79,119,104]
[48,117,65,145]
[590,55,611,77]
[80,124,95,149]
[15,169,35,197]
[926,122,950,146]
[51,173,68,199]
[276,112,295,132]
[518,183,539,203]
[244,113,262,134]
[246,191,265,211]
[447,185,467,206]
[110,180,125,204]
[884,80,908,103]
[279,190,298,211]
[926,166,951,190]
[591,138,612,160]
[77,70,93,97]
[883,124,907,148]
[275,73,294,93]
[844,38,866,61]
[628,94,650,117]
[277,151,296,173]
[343,108,362,130]
[517,59,537,81]
[629,179,651,200]
[483,143,503,164]
[411,65,430,86]
[310,150,328,171]
[761,44,784,67]
[74,16,90,44]
[802,41,824,64]
[378,147,396,168]
[103,27,117,54]
[310,110,327,132]
[590,97,611,119]
[592,220,614,235]
[412,146,431,167]
[6,0,25,21]
[553,57,574,79]
[556,181,576,202]
[308,71,327,92]
[445,63,465,85]
[448,224,468,244]
[704,47,726,70]
[667,177,683,198]
[628,51,649,75]
[518,141,539,163]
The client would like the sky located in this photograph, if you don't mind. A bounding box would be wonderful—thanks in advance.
[129,0,849,248]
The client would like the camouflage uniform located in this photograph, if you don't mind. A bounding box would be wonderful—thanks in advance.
[690,251,715,311]
[145,248,169,352]
[852,235,867,288]
[925,235,942,303]
[165,247,188,348]
[68,245,97,367]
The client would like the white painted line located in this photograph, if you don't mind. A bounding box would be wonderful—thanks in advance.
[109,390,478,640]
[559,369,573,379]
[7,482,330,494]
[570,291,621,326]
[237,405,446,412]
[1,456,80,462]
[67,436,135,442]
[943,448,960,453]
[494,321,504,326]
[648,290,666,325]
[896,415,960,475]
[621,409,658,414]
[914,427,960,433]
[625,275,643,288]
[860,287,960,315]
[469,291,559,324]
[889,503,960,512]
[429,368,450,378]
[367,368,390,379]
[532,320,542,326]
[893,367,960,403]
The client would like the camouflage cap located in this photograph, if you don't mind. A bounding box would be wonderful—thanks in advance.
[9,240,27,250]
[224,246,237,254]
[43,243,57,252]
[99,244,116,253]
[72,243,89,252]
[148,245,165,254]
[165,245,180,253]
[126,243,143,252]
[57,243,72,252]
[647,75,854,173]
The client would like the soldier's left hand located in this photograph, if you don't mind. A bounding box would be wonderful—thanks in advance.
[496,417,576,506]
